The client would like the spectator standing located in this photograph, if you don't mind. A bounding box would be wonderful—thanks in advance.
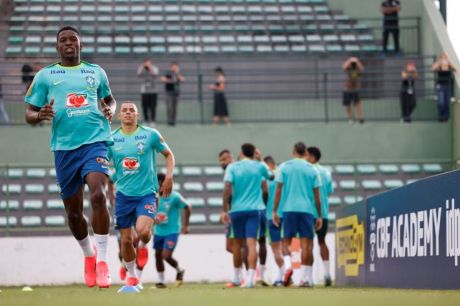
[209,67,230,126]
[381,0,401,54]
[432,52,457,122]
[137,59,159,126]
[161,62,185,126]
[400,61,417,123]
[342,57,365,124]
[0,81,10,126]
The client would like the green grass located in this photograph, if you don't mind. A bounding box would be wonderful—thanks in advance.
[1,284,459,306]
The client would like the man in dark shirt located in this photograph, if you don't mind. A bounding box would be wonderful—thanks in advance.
[161,62,185,126]
[381,0,401,53]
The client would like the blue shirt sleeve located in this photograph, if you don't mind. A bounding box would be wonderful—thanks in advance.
[24,70,48,107]
[151,129,170,153]
[260,163,271,179]
[326,171,334,194]
[97,67,112,100]
[175,192,189,209]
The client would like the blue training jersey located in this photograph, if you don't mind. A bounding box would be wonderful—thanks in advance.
[313,164,334,219]
[108,125,169,197]
[25,61,113,151]
[155,191,189,236]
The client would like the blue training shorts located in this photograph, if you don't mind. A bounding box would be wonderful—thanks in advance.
[268,218,283,243]
[259,210,267,239]
[115,191,157,229]
[54,141,110,199]
[229,210,260,239]
[283,212,315,239]
[153,233,179,251]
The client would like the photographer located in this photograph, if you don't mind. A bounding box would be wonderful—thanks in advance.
[400,62,417,123]
[137,59,159,126]
[161,62,185,126]
[432,52,457,122]
[381,0,401,54]
[342,57,365,124]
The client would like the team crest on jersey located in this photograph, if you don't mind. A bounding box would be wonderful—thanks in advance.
[122,157,140,172]
[137,141,146,155]
[66,93,88,108]
[85,76,96,89]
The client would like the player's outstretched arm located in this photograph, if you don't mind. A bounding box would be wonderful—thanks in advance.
[160,148,175,197]
[100,95,117,123]
[25,99,55,124]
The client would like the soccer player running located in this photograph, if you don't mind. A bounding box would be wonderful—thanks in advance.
[107,102,174,288]
[25,26,117,288]
[306,146,334,286]
[154,173,191,288]
[272,142,323,287]
[221,143,272,288]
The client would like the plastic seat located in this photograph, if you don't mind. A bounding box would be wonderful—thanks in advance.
[326,45,343,52]
[206,182,224,192]
[45,216,66,226]
[379,164,399,174]
[209,213,221,224]
[190,214,206,225]
[339,180,357,190]
[160,167,180,175]
[182,167,202,176]
[406,179,418,185]
[48,184,60,194]
[328,212,336,220]
[362,180,382,190]
[335,165,355,175]
[47,199,63,210]
[2,184,21,194]
[207,197,222,207]
[204,167,224,176]
[25,184,45,193]
[24,200,43,210]
[423,164,443,173]
[186,197,205,207]
[357,165,377,174]
[0,217,18,227]
[401,164,421,174]
[344,196,363,205]
[384,180,404,189]
[21,216,42,227]
[0,200,20,210]
[183,182,204,192]
[328,196,341,206]
[7,169,23,178]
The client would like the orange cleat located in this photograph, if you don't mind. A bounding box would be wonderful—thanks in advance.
[119,266,127,281]
[136,247,149,269]
[84,247,97,288]
[283,268,293,287]
[126,277,139,287]
[96,261,112,288]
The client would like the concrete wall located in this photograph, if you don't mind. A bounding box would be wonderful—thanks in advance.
[0,234,335,286]
[0,122,452,166]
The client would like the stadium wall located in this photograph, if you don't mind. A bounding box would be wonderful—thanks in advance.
[0,123,452,166]
[0,234,335,286]
[336,170,460,289]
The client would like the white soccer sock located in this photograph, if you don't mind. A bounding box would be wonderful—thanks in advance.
[300,265,308,283]
[305,265,313,284]
[247,269,256,286]
[125,259,136,278]
[323,260,331,278]
[233,268,241,284]
[158,272,165,283]
[276,264,285,282]
[77,235,94,257]
[138,240,147,248]
[259,265,265,280]
[283,255,292,270]
[94,233,109,263]
[136,267,143,280]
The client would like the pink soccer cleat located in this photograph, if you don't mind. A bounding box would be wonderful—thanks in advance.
[283,268,293,287]
[96,261,112,288]
[136,247,148,269]
[84,247,97,287]
[119,266,127,281]
[126,277,139,287]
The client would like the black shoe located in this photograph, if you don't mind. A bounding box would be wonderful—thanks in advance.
[176,269,185,281]
[155,283,167,289]
[325,277,332,287]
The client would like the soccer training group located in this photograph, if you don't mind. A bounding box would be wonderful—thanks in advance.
[24,26,334,290]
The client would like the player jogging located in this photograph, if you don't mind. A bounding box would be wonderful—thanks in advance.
[273,142,323,287]
[107,101,175,288]
[25,26,117,288]
[221,143,272,288]
[307,146,334,286]
[154,173,191,288]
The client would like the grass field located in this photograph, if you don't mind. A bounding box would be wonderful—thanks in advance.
[1,284,459,306]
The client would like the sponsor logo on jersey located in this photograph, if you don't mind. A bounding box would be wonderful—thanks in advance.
[66,93,88,108]
[122,157,140,171]
[81,69,95,74]
[156,212,168,223]
[50,70,65,74]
